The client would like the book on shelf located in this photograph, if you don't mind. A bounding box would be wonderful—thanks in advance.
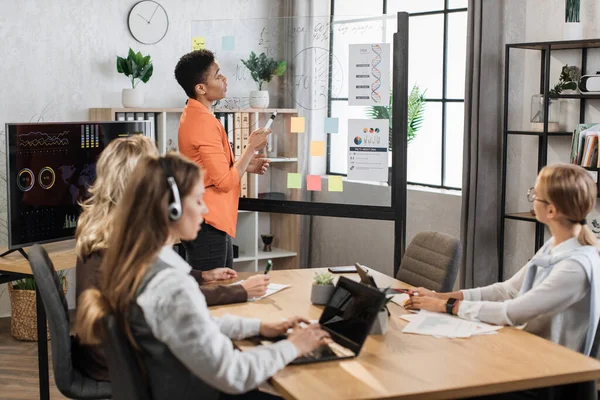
[234,112,242,157]
[571,123,600,166]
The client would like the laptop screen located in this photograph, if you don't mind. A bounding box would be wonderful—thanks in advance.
[319,276,386,352]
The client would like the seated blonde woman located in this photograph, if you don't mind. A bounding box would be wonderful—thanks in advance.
[406,164,600,356]
[74,135,269,381]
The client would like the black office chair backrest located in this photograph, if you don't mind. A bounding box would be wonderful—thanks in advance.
[103,313,151,400]
[396,231,462,292]
[28,244,111,399]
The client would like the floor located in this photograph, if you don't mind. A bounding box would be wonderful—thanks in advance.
[0,316,67,399]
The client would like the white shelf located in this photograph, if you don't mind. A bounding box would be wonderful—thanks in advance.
[268,157,298,163]
[257,248,297,260]
[233,253,256,263]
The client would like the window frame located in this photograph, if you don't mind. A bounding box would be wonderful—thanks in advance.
[326,0,467,191]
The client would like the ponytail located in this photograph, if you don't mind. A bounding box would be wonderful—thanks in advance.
[578,224,600,252]
[75,289,111,345]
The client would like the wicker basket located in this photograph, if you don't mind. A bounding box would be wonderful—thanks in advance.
[8,277,68,341]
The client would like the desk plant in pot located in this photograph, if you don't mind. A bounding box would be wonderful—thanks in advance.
[8,272,67,341]
[366,84,426,185]
[310,271,335,305]
[241,51,287,108]
[117,48,154,108]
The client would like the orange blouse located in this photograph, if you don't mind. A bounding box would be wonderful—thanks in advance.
[178,99,240,237]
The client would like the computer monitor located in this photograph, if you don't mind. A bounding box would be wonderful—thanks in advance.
[5,121,152,250]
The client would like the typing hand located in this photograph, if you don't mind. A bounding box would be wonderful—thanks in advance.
[259,316,310,338]
[287,324,331,356]
[242,274,270,298]
[201,268,237,282]
[404,296,446,313]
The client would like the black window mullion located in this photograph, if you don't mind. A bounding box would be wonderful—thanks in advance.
[441,0,449,187]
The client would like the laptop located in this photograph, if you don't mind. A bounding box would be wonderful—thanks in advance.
[255,276,387,364]
[355,263,400,294]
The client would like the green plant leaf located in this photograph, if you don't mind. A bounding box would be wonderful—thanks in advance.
[116,48,153,88]
[273,61,287,76]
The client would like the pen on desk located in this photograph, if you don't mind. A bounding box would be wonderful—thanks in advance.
[264,260,273,275]
[394,288,419,296]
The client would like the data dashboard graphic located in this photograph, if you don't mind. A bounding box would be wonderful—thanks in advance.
[6,121,150,249]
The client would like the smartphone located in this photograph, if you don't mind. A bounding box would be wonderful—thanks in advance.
[327,266,357,273]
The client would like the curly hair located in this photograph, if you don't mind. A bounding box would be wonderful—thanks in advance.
[174,49,215,98]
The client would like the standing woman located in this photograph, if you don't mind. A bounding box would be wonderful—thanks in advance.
[76,154,329,399]
[406,164,600,356]
[176,49,271,270]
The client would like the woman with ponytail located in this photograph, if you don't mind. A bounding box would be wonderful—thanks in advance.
[76,154,329,399]
[405,164,600,356]
[74,135,270,381]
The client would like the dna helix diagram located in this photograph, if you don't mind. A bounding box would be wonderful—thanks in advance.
[370,44,382,103]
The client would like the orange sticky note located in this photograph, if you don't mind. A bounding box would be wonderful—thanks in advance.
[328,176,343,192]
[310,141,325,157]
[287,173,302,189]
[307,175,322,191]
[192,37,205,50]
[290,117,305,133]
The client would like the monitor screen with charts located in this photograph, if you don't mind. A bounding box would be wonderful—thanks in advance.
[5,121,151,249]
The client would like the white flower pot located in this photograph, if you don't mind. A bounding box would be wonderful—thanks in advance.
[250,90,269,109]
[310,284,335,305]
[564,22,583,41]
[122,87,144,108]
[370,309,389,335]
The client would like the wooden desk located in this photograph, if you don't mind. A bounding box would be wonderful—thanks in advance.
[0,239,77,400]
[210,268,600,400]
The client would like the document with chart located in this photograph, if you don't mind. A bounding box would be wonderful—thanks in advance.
[348,119,389,182]
[348,43,390,106]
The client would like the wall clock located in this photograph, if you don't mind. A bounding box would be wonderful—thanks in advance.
[128,1,169,44]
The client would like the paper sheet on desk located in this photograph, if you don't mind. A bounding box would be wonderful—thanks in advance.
[401,310,502,338]
[229,281,290,301]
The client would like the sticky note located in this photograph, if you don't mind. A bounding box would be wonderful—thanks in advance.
[310,141,325,157]
[307,175,322,191]
[290,117,305,133]
[192,37,205,51]
[222,36,235,51]
[328,176,343,192]
[287,173,302,189]
[324,117,339,133]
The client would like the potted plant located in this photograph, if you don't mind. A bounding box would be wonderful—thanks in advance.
[116,48,154,108]
[366,84,426,185]
[241,51,287,108]
[8,272,67,341]
[564,0,582,40]
[310,271,335,305]
[370,295,392,335]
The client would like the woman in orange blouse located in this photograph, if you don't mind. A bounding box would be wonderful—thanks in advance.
[176,49,271,270]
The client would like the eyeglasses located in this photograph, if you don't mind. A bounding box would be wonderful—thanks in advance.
[527,187,550,205]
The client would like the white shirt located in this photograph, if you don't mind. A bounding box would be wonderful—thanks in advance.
[135,246,298,394]
[459,237,591,352]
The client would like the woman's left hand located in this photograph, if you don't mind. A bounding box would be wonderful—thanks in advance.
[404,295,446,313]
[202,268,238,282]
[260,317,311,338]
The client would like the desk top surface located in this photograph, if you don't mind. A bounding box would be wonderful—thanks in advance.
[0,240,76,275]
[210,268,600,400]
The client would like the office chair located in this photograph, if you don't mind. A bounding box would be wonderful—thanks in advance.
[103,314,151,400]
[28,245,112,399]
[396,231,462,292]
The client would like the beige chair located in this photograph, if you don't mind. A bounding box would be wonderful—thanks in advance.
[396,231,462,292]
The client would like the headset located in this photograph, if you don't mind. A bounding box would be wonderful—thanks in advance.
[159,158,182,221]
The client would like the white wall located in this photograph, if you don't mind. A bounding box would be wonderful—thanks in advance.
[0,0,282,317]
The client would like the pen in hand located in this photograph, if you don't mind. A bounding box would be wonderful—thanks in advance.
[264,260,273,275]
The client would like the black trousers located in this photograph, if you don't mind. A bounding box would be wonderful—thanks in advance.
[183,222,234,271]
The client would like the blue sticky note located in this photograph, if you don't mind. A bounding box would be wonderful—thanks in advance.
[324,117,339,133]
[222,36,235,51]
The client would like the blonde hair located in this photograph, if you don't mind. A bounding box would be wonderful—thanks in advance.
[75,135,158,259]
[76,154,202,346]
[537,164,600,250]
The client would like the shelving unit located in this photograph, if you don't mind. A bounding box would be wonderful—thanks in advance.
[500,39,600,280]
[89,107,301,272]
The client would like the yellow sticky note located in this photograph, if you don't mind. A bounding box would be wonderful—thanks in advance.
[310,141,325,157]
[290,117,305,133]
[287,173,302,189]
[328,176,343,192]
[192,37,205,51]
